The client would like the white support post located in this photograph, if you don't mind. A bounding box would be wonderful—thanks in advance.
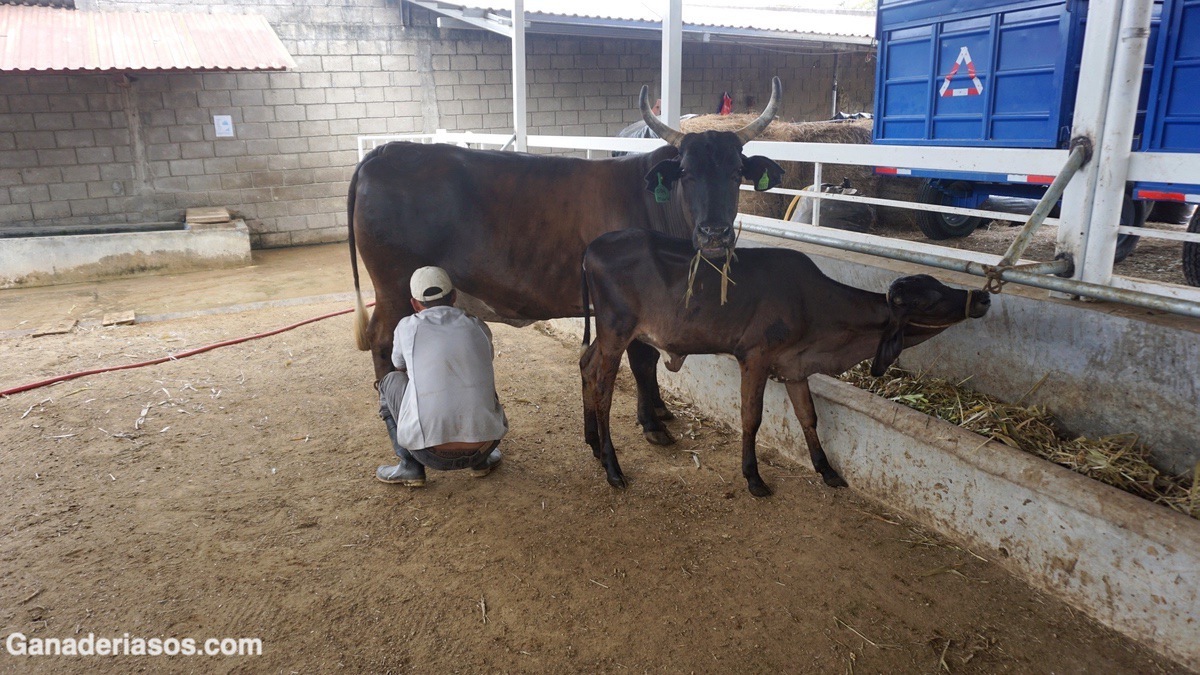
[812,162,823,228]
[661,0,683,127]
[1055,0,1123,280]
[1077,0,1154,285]
[512,0,527,152]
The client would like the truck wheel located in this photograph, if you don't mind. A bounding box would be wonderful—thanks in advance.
[1113,197,1150,264]
[1184,207,1200,287]
[915,180,983,240]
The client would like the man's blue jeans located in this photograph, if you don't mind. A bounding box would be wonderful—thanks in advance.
[377,370,497,471]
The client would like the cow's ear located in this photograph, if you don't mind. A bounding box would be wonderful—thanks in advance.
[871,319,905,376]
[742,155,784,191]
[646,159,683,202]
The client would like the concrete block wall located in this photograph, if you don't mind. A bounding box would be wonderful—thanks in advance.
[0,75,140,228]
[0,0,875,248]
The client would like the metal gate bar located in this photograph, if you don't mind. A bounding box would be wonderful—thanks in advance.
[738,215,1200,319]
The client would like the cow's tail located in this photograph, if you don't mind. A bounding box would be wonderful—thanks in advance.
[348,154,372,352]
[580,258,592,348]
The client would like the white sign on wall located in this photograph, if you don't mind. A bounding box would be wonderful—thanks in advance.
[214,115,234,138]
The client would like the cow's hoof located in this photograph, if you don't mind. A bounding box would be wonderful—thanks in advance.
[643,429,675,446]
[607,474,628,490]
[748,482,773,498]
[822,471,849,488]
[654,406,675,421]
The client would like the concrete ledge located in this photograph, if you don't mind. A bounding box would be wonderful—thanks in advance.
[0,221,252,289]
[808,374,1200,672]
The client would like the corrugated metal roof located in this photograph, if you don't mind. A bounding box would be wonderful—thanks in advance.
[435,0,875,40]
[0,5,297,73]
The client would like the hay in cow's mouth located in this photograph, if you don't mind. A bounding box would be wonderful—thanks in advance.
[684,247,737,307]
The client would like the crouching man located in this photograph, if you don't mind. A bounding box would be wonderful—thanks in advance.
[376,266,508,486]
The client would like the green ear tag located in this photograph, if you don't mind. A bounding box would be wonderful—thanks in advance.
[756,170,770,191]
[654,173,671,203]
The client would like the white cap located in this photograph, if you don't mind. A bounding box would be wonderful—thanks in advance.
[409,266,454,303]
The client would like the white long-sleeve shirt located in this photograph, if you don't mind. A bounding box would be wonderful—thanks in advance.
[390,305,508,450]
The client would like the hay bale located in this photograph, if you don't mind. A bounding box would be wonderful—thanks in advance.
[677,115,920,230]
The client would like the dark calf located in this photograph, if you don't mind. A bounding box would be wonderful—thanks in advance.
[580,229,991,496]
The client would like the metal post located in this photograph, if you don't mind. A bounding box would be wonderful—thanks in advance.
[811,162,823,228]
[831,53,839,118]
[661,0,683,127]
[1055,0,1124,282]
[1078,0,1154,285]
[512,0,527,152]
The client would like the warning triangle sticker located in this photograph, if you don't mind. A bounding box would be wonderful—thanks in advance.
[939,46,984,97]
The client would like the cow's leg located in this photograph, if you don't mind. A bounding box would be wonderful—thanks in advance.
[582,338,628,489]
[784,379,848,488]
[625,340,675,446]
[579,344,602,459]
[738,358,772,497]
[366,293,412,384]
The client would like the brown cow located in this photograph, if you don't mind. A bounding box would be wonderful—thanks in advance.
[349,79,785,444]
[580,228,991,496]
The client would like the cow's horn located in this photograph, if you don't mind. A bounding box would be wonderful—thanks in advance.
[639,85,685,147]
[734,76,782,145]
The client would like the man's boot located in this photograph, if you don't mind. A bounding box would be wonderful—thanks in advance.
[376,411,426,487]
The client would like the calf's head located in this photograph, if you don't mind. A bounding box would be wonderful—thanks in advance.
[871,274,991,376]
[641,78,785,257]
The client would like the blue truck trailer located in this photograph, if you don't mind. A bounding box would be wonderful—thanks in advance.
[1135,0,1200,284]
[870,0,1200,281]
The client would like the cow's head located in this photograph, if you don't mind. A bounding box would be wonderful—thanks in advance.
[871,274,991,376]
[641,78,785,258]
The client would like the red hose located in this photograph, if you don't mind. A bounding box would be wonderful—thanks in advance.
[2,302,372,398]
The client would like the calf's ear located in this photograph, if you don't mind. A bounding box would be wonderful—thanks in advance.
[870,320,904,376]
[646,159,684,201]
[742,155,784,191]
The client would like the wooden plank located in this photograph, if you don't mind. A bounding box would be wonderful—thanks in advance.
[33,319,77,336]
[185,207,231,224]
[102,311,136,326]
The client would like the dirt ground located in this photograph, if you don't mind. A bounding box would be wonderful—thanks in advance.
[0,291,1186,673]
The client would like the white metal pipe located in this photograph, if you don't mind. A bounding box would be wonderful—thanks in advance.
[512,0,528,152]
[1078,0,1154,285]
[661,0,683,127]
[739,217,1200,319]
[1128,152,1200,185]
[1055,0,1124,266]
[811,162,823,228]
[1115,226,1200,244]
[830,54,839,118]
[744,185,1063,227]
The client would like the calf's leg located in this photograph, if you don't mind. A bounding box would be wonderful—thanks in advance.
[581,339,629,489]
[626,340,675,446]
[579,344,602,458]
[784,379,848,488]
[738,358,772,497]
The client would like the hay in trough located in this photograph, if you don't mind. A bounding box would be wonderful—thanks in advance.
[840,363,1199,520]
[678,115,921,230]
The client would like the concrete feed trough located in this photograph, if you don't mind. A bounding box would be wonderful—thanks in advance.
[0,220,251,289]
